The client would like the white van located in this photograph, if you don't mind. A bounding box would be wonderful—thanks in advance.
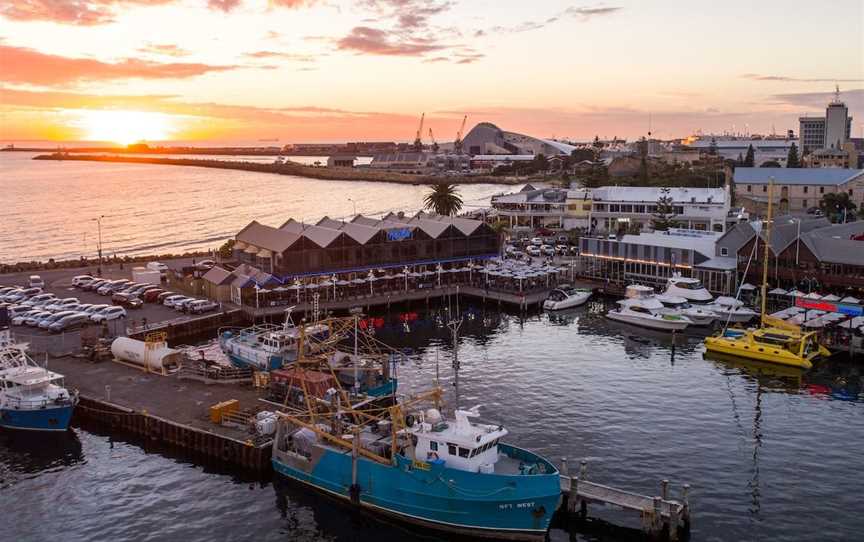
[146,262,169,277]
[28,275,45,288]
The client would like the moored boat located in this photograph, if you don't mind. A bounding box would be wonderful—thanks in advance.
[0,348,78,432]
[272,388,561,540]
[656,294,717,326]
[543,285,592,310]
[706,296,758,324]
[605,285,692,331]
[219,308,328,371]
[663,274,714,303]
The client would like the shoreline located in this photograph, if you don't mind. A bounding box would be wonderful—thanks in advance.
[32,153,526,186]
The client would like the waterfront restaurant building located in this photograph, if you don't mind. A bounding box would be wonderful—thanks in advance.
[733,167,864,216]
[232,211,500,281]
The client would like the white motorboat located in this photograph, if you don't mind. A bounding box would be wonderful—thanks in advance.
[606,285,692,331]
[663,274,714,303]
[707,296,758,324]
[656,294,717,326]
[543,285,592,310]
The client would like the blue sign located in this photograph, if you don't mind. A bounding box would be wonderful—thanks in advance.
[387,228,412,241]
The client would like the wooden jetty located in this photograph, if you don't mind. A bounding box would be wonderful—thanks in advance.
[559,459,691,540]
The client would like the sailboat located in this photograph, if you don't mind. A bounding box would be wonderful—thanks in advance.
[704,179,831,369]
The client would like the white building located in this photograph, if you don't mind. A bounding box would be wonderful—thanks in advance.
[685,136,797,165]
[798,88,853,153]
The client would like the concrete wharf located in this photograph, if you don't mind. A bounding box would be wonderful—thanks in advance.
[47,355,272,471]
[559,459,691,540]
[127,308,244,342]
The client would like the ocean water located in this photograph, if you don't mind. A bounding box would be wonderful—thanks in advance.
[0,152,509,264]
[2,302,863,542]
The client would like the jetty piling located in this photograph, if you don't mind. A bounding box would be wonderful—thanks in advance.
[560,460,691,540]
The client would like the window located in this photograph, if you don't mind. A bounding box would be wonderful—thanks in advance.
[747,185,752,192]
[447,443,457,456]
[721,247,729,256]
[762,186,767,193]
[803,186,808,194]
[820,186,825,194]
[430,441,438,451]
[802,200,808,209]
[849,189,854,196]
[458,447,470,458]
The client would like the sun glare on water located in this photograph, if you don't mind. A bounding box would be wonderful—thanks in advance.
[76,110,175,145]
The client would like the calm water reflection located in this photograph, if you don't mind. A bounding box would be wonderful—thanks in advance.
[2,300,862,541]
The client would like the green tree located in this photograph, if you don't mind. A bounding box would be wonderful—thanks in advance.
[651,187,680,231]
[423,183,464,216]
[736,152,744,166]
[786,142,801,168]
[217,239,235,260]
[819,192,858,222]
[744,144,755,167]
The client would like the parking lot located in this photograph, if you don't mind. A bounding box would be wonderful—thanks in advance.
[1,260,216,340]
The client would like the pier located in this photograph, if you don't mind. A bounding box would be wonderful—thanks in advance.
[560,459,691,540]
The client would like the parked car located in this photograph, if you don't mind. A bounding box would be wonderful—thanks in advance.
[84,279,109,291]
[555,244,569,255]
[569,245,580,255]
[117,283,146,295]
[187,300,219,314]
[72,275,94,287]
[46,297,80,311]
[21,293,57,307]
[156,291,176,304]
[557,235,570,244]
[541,245,555,256]
[91,306,127,323]
[147,261,169,275]
[0,287,18,297]
[163,295,188,308]
[98,280,131,296]
[38,310,78,329]
[49,313,91,333]
[28,275,45,288]
[6,287,42,303]
[24,310,53,327]
[12,310,41,325]
[196,259,216,270]
[0,290,22,303]
[82,304,110,315]
[143,289,166,302]
[527,246,541,257]
[530,237,543,246]
[172,297,196,311]
[112,292,143,309]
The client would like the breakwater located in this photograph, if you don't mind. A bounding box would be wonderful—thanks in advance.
[33,153,522,186]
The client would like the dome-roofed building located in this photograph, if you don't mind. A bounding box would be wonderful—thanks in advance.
[461,122,576,157]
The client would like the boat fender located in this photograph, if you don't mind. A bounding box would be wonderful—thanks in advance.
[405,414,416,427]
[532,505,546,519]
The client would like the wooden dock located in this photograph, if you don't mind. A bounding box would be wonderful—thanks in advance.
[559,460,691,540]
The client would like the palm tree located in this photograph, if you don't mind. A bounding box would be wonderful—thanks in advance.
[423,183,463,216]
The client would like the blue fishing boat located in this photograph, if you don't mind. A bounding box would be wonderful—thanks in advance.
[0,347,78,432]
[272,389,561,540]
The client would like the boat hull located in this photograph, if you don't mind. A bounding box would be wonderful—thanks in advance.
[704,336,814,369]
[606,311,690,331]
[0,402,75,432]
[544,293,591,311]
[272,447,560,541]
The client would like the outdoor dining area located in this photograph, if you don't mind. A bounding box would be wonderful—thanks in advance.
[248,258,573,309]
[767,289,864,352]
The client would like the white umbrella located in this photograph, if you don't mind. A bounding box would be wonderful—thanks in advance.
[305,283,319,289]
[838,320,855,329]
[740,283,757,291]
[768,287,787,295]
[804,318,825,328]
[769,310,790,319]
[821,294,841,302]
[286,283,302,290]
[840,296,861,304]
[804,292,823,300]
[336,280,351,286]
[788,314,806,325]
[352,278,366,284]
[849,316,864,327]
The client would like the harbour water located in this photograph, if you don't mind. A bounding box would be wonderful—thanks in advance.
[2,302,862,541]
[0,152,509,264]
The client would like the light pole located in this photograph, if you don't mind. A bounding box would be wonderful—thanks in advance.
[347,197,357,216]
[403,266,409,292]
[92,215,105,276]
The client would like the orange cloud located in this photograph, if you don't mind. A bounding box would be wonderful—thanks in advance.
[138,42,190,57]
[0,44,239,85]
[0,0,174,26]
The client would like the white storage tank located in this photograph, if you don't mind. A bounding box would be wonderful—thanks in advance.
[111,337,182,373]
[132,267,162,285]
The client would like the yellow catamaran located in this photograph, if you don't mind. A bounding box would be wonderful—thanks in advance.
[704,179,831,369]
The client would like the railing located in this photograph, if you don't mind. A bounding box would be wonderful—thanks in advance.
[2,390,78,410]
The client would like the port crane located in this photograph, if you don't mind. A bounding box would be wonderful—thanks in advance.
[413,113,425,152]
[428,128,439,152]
[453,115,468,154]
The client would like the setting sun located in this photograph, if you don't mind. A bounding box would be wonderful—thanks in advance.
[74,110,175,144]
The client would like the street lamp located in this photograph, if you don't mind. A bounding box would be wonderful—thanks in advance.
[92,215,105,276]
[347,197,357,216]
[403,265,409,292]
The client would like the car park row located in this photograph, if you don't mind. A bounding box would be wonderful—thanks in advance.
[0,274,219,334]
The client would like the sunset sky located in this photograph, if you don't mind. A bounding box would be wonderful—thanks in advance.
[1,0,862,144]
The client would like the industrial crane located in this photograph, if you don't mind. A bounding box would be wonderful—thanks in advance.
[413,113,425,152]
[453,115,468,154]
[428,128,439,152]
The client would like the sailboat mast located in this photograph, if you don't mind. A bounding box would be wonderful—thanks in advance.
[760,178,774,324]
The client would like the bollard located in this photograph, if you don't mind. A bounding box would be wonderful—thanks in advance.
[568,475,579,513]
[661,479,669,500]
[579,460,588,481]
[105,384,111,402]
[652,496,663,535]
[669,504,681,541]
[681,484,691,528]
[560,457,568,477]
